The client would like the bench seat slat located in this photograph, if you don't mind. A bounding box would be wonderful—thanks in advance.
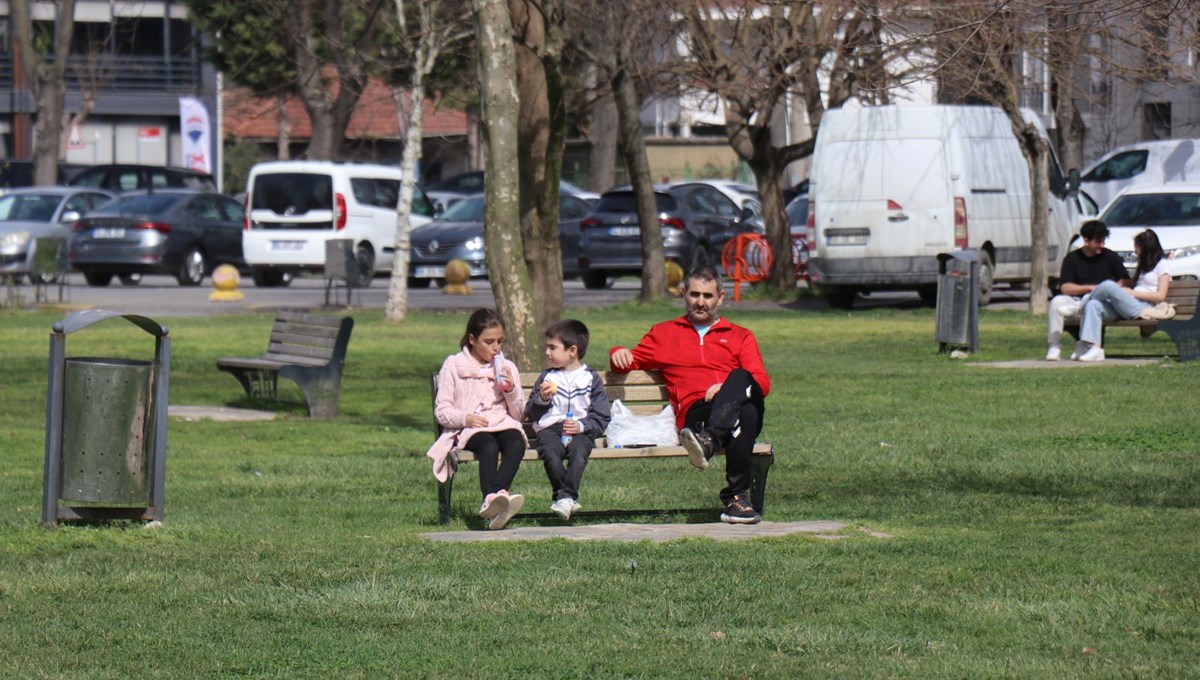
[267,342,338,360]
[452,442,774,463]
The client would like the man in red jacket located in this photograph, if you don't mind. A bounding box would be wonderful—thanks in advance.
[610,266,771,524]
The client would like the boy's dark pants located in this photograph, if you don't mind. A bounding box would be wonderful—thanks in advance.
[682,368,765,503]
[536,426,595,501]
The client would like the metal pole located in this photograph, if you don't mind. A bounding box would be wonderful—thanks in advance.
[41,330,66,527]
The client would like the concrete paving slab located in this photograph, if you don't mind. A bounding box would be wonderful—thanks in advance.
[422,520,850,543]
[971,358,1163,369]
[168,405,278,422]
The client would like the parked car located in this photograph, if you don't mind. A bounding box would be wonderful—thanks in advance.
[68,164,217,192]
[242,160,434,287]
[424,170,601,212]
[1081,139,1200,210]
[408,192,593,286]
[69,189,245,286]
[0,187,113,283]
[1095,184,1200,279]
[0,160,89,195]
[577,183,757,289]
[785,192,810,279]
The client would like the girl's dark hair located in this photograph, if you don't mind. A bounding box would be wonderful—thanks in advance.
[1133,229,1164,283]
[460,308,506,348]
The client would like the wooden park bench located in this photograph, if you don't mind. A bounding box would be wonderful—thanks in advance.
[217,311,354,418]
[1066,279,1200,361]
[431,369,774,524]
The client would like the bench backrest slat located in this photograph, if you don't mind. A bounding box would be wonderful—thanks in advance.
[267,341,337,360]
[1167,280,1200,318]
[264,315,348,361]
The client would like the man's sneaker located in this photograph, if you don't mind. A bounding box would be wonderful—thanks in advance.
[550,497,574,521]
[1078,345,1106,362]
[720,495,761,525]
[679,428,716,470]
[489,491,524,530]
[1045,346,1061,361]
[479,492,505,519]
[1069,341,1086,361]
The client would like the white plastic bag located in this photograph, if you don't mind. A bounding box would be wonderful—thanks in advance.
[605,400,679,447]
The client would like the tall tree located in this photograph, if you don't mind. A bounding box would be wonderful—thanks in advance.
[675,0,892,292]
[572,0,675,302]
[474,0,539,368]
[384,0,474,322]
[11,0,78,185]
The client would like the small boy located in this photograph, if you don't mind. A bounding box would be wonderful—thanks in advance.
[525,320,612,520]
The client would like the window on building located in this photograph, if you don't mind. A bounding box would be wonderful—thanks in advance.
[168,19,198,58]
[113,17,164,56]
[69,21,112,55]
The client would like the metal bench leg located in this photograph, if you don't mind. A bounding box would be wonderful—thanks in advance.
[438,477,454,525]
[749,448,774,515]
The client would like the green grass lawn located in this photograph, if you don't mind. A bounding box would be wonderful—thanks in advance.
[1,300,1197,678]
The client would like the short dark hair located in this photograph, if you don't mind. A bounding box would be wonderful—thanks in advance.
[545,319,589,359]
[1079,219,1110,242]
[460,308,505,349]
[683,265,724,294]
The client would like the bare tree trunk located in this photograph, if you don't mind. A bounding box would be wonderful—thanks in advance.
[277,94,292,160]
[587,93,618,192]
[475,0,539,368]
[386,85,423,322]
[289,0,370,159]
[13,0,77,185]
[613,57,666,302]
[511,0,563,333]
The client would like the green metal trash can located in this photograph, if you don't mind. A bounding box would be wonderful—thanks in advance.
[60,357,154,504]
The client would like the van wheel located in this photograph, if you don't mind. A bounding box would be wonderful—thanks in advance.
[408,277,431,289]
[252,271,287,287]
[354,245,374,288]
[977,250,994,306]
[582,271,609,289]
[824,286,857,310]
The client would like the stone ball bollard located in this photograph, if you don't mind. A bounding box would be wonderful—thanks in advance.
[208,264,245,302]
[443,258,472,295]
[665,260,684,297]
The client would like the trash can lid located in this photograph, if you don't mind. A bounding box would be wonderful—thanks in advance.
[53,309,169,338]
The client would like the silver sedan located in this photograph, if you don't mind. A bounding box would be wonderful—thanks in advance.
[0,186,114,283]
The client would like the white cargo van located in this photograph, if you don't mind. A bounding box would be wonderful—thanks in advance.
[242,161,434,286]
[1080,139,1200,210]
[807,105,1081,308]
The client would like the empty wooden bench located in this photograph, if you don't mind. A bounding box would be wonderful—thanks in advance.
[217,312,354,418]
[1066,279,1200,361]
[431,369,774,524]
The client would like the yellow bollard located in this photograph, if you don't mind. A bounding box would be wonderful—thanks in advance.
[208,264,246,302]
[665,260,684,297]
[443,259,472,295]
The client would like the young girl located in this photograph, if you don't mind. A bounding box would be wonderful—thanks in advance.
[1076,229,1171,362]
[426,308,528,529]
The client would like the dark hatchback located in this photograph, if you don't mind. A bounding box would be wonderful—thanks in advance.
[577,183,754,289]
[69,190,244,286]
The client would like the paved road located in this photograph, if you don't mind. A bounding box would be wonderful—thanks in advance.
[15,272,1032,316]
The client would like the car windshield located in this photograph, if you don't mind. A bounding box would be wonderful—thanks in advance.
[0,193,61,222]
[1100,192,1200,227]
[785,197,809,227]
[252,173,333,215]
[94,194,180,216]
[438,196,485,222]
[594,191,676,213]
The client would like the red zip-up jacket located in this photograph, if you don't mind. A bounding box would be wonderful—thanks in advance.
[609,316,771,429]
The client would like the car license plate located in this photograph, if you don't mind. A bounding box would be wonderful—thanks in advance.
[271,240,305,251]
[93,227,125,239]
[608,226,639,237]
[415,266,445,278]
[826,229,869,246]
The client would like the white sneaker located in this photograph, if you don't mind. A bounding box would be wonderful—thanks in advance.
[570,499,583,515]
[479,492,505,519]
[489,491,524,530]
[1069,341,1086,361]
[550,497,574,520]
[1078,345,1106,362]
[1045,346,1061,361]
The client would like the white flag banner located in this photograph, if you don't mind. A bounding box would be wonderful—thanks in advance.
[179,97,212,174]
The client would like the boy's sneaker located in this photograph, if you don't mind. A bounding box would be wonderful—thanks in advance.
[488,491,524,530]
[479,492,505,519]
[1045,345,1061,361]
[680,428,716,470]
[720,495,761,525]
[1078,345,1106,362]
[550,497,574,521]
[569,499,583,516]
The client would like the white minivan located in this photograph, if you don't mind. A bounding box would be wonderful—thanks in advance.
[242,161,434,286]
[807,104,1082,308]
[1080,139,1200,211]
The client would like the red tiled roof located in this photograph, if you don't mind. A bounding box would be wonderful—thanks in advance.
[224,77,468,141]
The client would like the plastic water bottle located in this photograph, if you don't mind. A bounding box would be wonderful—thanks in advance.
[562,410,574,446]
[493,353,512,392]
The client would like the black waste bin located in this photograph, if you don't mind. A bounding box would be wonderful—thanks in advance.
[324,238,359,307]
[936,250,979,353]
[42,310,169,527]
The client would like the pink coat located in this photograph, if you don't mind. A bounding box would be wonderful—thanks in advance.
[426,349,527,482]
